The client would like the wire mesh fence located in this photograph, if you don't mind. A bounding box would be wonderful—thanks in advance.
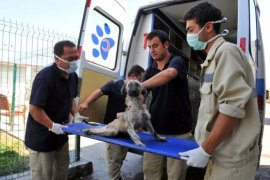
[0,18,78,179]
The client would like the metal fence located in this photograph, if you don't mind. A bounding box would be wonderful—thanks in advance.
[0,18,78,179]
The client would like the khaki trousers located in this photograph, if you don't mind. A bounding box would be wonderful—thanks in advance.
[28,142,69,180]
[143,132,192,180]
[204,157,258,180]
[106,143,129,180]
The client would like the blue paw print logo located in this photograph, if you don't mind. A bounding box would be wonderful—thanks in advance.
[91,23,115,60]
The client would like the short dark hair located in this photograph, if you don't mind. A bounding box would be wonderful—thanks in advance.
[128,65,145,77]
[184,2,222,33]
[53,40,76,56]
[147,30,170,44]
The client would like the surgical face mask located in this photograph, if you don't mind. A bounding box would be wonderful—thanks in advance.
[186,25,208,50]
[55,55,78,74]
[186,18,228,50]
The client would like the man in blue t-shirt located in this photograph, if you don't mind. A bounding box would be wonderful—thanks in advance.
[142,30,192,180]
[79,65,145,180]
[25,40,85,180]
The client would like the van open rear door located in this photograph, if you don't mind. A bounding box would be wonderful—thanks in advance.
[77,0,126,123]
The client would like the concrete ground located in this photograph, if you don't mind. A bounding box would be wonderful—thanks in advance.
[78,138,144,180]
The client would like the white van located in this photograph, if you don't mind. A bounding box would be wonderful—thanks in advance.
[77,0,265,160]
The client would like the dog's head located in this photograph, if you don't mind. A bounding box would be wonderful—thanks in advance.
[121,80,147,99]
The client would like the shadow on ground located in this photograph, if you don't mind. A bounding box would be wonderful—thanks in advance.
[72,137,270,180]
[77,140,143,180]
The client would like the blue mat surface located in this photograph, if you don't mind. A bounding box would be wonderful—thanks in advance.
[64,122,198,159]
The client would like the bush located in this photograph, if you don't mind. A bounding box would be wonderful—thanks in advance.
[0,131,29,176]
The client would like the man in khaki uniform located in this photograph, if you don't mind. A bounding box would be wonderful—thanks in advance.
[179,2,261,180]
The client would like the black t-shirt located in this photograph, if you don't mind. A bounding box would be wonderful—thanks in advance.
[143,54,192,135]
[25,63,78,152]
[101,79,126,124]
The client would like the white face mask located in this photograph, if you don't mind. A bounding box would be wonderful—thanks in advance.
[186,25,208,50]
[55,55,78,74]
[186,18,228,51]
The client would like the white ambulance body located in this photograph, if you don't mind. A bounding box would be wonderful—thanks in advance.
[77,0,265,154]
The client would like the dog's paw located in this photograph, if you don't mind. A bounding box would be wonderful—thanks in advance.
[134,141,145,146]
[155,134,167,142]
[158,136,167,142]
[82,129,93,135]
[89,128,103,134]
[137,142,145,146]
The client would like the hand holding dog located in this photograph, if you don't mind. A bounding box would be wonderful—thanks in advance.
[73,112,89,123]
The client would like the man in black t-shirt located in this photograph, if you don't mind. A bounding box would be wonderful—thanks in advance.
[142,30,192,180]
[25,40,82,180]
[79,65,145,180]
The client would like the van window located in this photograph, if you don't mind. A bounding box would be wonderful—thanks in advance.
[153,15,190,60]
[154,16,170,33]
[83,9,120,70]
[249,0,257,62]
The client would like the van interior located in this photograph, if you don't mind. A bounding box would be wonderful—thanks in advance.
[126,0,238,130]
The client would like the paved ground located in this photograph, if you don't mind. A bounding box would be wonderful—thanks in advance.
[78,139,144,180]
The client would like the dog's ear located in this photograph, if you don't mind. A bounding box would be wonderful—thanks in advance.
[121,81,127,97]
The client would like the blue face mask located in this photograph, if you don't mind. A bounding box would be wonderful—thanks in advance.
[55,55,78,74]
[186,18,228,50]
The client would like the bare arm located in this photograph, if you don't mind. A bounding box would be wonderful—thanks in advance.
[142,68,178,89]
[79,89,104,112]
[71,99,78,114]
[202,113,238,154]
[68,99,78,123]
[29,104,53,129]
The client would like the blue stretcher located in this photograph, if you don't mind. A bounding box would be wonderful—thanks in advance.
[63,122,198,159]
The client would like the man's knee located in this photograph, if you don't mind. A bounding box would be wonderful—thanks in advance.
[167,159,188,180]
[143,152,165,180]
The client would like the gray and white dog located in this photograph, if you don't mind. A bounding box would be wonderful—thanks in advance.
[83,80,166,146]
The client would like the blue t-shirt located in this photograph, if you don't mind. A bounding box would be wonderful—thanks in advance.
[143,54,192,135]
[101,79,126,124]
[25,63,78,152]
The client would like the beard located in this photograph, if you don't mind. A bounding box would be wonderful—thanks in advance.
[152,53,165,61]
